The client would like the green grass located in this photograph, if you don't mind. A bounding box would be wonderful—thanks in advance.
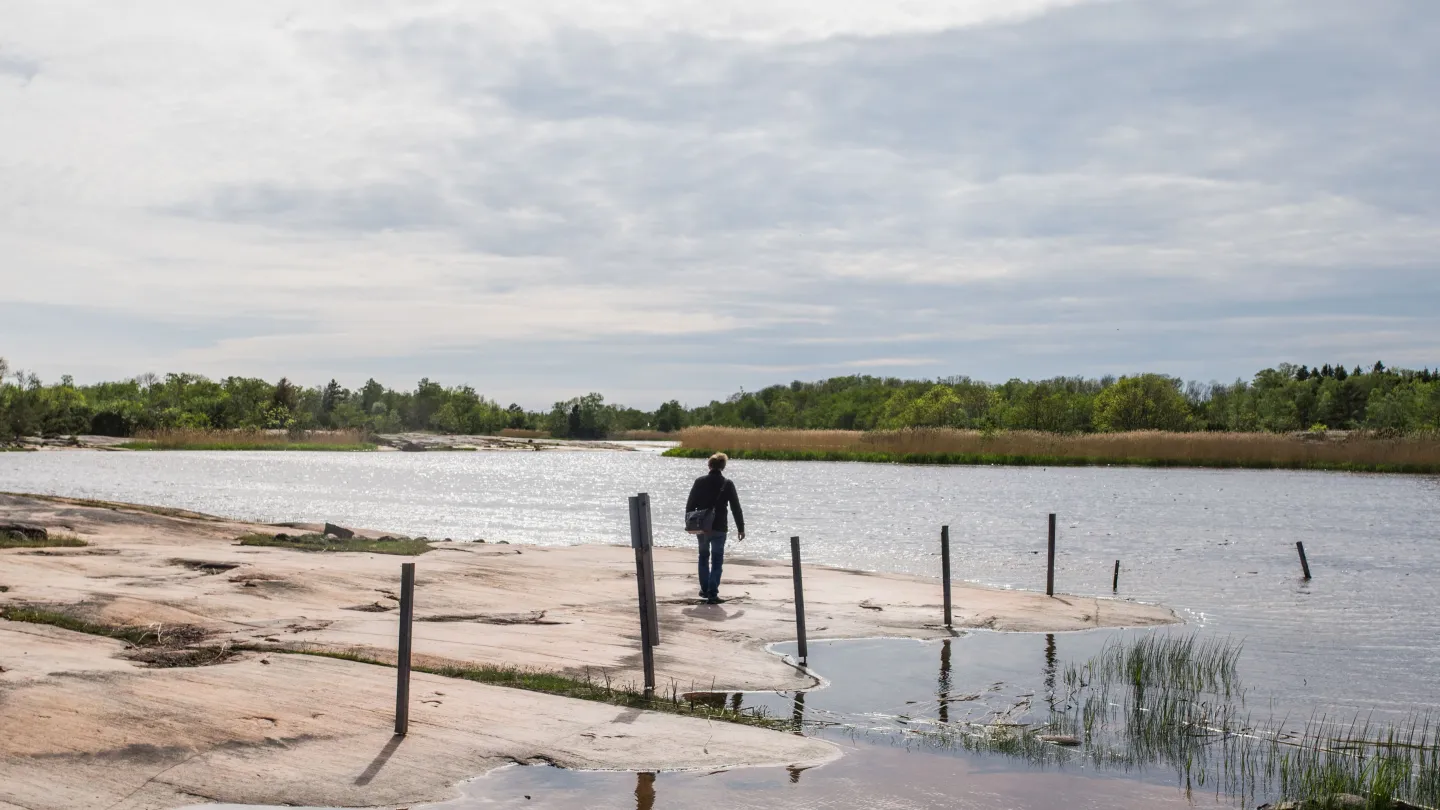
[0,605,202,647]
[0,531,89,549]
[662,447,1440,474]
[236,532,432,556]
[0,605,235,667]
[275,647,785,730]
[120,440,376,451]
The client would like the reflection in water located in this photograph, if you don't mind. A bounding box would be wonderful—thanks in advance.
[938,639,952,725]
[787,765,803,784]
[1043,633,1056,711]
[634,772,655,810]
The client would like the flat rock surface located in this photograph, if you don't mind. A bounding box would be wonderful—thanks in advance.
[0,492,1177,809]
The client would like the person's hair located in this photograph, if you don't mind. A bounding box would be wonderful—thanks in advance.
[708,452,728,471]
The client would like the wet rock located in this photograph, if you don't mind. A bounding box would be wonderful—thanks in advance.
[0,522,48,540]
[323,523,355,539]
[399,441,427,452]
[1037,734,1081,746]
[273,533,291,541]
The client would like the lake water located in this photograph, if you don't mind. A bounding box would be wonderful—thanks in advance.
[5,449,1439,808]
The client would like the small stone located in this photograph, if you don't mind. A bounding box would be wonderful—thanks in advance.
[273,533,290,541]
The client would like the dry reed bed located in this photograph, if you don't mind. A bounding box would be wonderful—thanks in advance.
[672,427,1440,471]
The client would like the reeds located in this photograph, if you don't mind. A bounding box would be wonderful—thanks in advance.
[121,428,375,451]
[920,633,1440,809]
[670,427,1440,473]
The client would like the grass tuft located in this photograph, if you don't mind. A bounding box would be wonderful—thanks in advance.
[668,427,1440,474]
[236,532,432,556]
[0,531,89,549]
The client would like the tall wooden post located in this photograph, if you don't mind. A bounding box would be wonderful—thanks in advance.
[1113,559,1121,593]
[1296,542,1312,580]
[1046,514,1057,597]
[790,536,808,664]
[941,525,953,627]
[395,562,415,735]
[637,493,660,645]
[628,496,656,695]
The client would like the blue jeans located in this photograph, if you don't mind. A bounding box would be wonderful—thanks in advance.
[698,532,727,597]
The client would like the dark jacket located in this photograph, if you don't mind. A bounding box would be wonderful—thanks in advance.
[686,471,744,535]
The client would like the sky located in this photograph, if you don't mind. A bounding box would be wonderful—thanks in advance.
[1,0,1436,408]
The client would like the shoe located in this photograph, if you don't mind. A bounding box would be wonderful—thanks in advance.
[706,596,727,605]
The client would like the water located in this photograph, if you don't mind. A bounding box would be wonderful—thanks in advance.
[6,450,1440,806]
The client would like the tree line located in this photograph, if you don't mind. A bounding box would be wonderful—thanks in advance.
[2,356,1437,441]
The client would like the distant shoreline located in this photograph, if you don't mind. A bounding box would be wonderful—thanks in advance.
[666,427,1440,475]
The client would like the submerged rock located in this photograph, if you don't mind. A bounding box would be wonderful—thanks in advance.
[1037,734,1081,746]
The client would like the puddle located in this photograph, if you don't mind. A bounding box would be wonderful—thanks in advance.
[192,630,1436,810]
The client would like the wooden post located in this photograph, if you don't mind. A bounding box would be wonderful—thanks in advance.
[628,496,656,695]
[637,492,660,646]
[941,525,953,628]
[1046,513,1057,597]
[1112,560,1121,593]
[790,536,808,664]
[1296,541,1312,580]
[395,562,415,735]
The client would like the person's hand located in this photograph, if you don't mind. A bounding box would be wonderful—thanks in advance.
[737,531,745,542]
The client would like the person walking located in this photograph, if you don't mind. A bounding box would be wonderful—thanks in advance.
[685,452,745,604]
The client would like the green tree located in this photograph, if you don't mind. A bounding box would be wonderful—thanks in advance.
[1092,375,1192,432]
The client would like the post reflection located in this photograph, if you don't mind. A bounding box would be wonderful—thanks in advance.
[938,638,952,724]
[634,771,656,810]
[1044,633,1057,710]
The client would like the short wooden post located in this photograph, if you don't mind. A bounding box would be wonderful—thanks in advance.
[1112,559,1121,593]
[628,496,656,695]
[638,493,660,646]
[1296,541,1312,580]
[395,562,416,735]
[1046,513,1057,597]
[941,525,953,627]
[790,536,808,664]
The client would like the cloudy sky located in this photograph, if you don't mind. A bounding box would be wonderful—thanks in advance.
[2,0,1436,407]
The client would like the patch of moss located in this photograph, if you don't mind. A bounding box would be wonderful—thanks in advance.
[236,533,432,556]
[279,648,784,730]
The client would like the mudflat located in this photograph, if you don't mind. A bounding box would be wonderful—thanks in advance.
[0,493,1175,809]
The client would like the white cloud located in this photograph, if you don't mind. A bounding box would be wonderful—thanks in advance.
[1,0,1436,406]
